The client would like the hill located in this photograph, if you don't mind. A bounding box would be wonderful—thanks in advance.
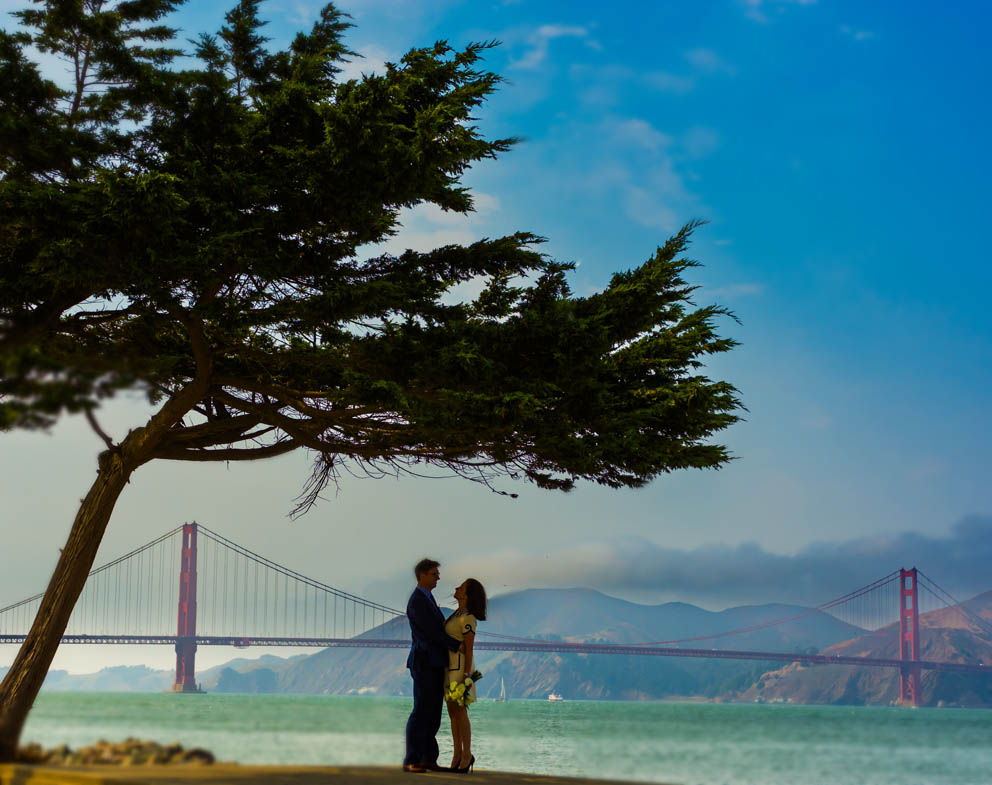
[209,587,865,700]
[18,587,988,704]
[734,590,992,707]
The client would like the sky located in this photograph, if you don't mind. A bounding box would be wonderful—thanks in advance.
[2,0,991,673]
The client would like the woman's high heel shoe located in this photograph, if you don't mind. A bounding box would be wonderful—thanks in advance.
[455,755,475,774]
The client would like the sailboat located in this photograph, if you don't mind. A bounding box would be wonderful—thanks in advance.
[494,676,507,702]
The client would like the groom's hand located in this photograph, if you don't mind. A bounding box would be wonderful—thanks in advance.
[458,643,466,653]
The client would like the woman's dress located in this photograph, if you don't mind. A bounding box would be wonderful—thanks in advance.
[444,610,477,700]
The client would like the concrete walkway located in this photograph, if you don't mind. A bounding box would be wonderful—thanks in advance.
[0,764,658,785]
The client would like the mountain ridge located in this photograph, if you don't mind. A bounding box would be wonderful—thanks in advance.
[14,587,991,706]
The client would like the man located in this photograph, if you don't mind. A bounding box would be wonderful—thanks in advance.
[403,558,462,773]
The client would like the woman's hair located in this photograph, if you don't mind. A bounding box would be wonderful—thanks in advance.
[464,578,487,621]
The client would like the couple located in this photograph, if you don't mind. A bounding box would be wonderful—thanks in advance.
[403,557,487,774]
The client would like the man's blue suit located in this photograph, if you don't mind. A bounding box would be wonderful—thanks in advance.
[404,587,461,767]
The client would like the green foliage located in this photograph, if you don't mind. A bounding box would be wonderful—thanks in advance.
[0,0,742,509]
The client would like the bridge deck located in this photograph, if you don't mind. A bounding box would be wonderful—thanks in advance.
[0,635,987,673]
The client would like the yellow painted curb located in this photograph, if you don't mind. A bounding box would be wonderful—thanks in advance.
[1,764,657,785]
[0,763,148,785]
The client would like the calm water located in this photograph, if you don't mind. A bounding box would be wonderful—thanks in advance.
[22,693,992,785]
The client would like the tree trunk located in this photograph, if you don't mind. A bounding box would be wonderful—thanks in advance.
[0,386,207,760]
[0,443,134,760]
[0,318,211,761]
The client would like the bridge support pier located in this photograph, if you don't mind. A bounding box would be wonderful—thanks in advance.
[898,567,921,707]
[173,522,200,693]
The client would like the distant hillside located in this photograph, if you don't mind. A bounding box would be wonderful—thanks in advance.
[212,587,866,700]
[199,653,308,693]
[21,587,986,704]
[37,665,173,692]
[734,591,992,707]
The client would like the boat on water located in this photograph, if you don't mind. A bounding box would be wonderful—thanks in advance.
[548,692,564,702]
[494,676,507,702]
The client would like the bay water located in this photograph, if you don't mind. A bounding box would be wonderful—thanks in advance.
[22,693,992,785]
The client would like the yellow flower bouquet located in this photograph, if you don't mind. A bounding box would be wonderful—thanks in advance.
[445,670,483,707]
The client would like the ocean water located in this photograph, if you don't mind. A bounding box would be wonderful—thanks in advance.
[21,693,992,785]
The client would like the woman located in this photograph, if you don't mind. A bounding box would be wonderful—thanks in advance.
[444,578,487,773]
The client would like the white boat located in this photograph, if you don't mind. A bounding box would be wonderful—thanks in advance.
[494,676,507,702]
[548,692,564,702]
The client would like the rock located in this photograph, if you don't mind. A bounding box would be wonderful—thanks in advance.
[181,748,215,765]
[15,742,46,763]
[18,738,218,767]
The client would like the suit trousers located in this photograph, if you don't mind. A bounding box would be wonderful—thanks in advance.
[404,665,445,765]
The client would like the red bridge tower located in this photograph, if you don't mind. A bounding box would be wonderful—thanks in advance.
[173,522,200,692]
[898,567,921,707]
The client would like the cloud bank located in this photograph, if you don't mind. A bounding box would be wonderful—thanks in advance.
[447,516,992,609]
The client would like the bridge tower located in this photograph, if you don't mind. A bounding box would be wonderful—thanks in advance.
[898,567,921,707]
[173,522,200,692]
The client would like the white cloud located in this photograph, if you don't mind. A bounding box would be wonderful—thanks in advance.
[681,126,721,159]
[538,24,590,39]
[742,0,817,24]
[417,192,501,227]
[708,282,765,299]
[275,0,322,26]
[331,0,460,19]
[537,115,710,233]
[447,516,992,608]
[686,48,737,76]
[370,191,502,258]
[336,43,397,82]
[511,24,590,70]
[612,118,672,152]
[621,155,702,233]
[571,63,695,101]
[625,186,682,232]
[643,70,696,94]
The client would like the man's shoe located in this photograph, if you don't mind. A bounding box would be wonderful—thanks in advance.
[402,764,426,773]
[420,761,450,772]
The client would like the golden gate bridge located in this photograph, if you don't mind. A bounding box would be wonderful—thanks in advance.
[1,523,989,707]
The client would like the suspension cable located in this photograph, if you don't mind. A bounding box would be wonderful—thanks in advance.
[196,525,401,617]
[0,526,184,615]
[917,570,992,639]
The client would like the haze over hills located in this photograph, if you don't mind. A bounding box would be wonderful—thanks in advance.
[207,588,865,699]
[15,588,992,705]
[0,664,174,692]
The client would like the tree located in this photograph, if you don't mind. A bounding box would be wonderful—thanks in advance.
[0,0,741,759]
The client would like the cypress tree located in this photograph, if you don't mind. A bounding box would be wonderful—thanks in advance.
[0,0,741,757]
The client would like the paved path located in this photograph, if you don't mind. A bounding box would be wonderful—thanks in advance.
[0,764,660,785]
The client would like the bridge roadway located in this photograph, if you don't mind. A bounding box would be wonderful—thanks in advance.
[1,634,987,674]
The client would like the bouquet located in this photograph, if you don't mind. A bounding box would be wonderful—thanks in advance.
[445,670,483,707]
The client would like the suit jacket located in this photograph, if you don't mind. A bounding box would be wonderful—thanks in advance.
[406,588,460,672]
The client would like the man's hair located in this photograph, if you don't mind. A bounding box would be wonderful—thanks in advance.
[414,558,440,578]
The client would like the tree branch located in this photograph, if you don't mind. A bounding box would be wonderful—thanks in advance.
[161,414,263,445]
[152,440,299,462]
[213,375,353,419]
[83,408,115,449]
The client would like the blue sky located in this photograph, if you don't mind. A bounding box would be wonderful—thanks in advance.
[2,0,991,672]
